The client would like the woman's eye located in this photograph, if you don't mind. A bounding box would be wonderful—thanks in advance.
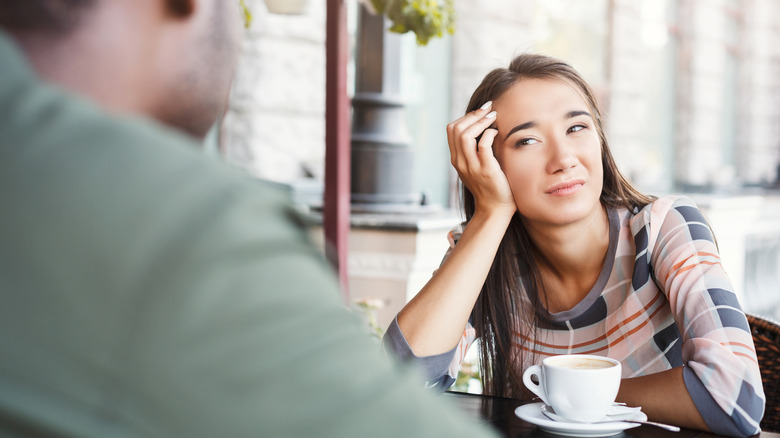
[567,124,587,134]
[517,137,539,147]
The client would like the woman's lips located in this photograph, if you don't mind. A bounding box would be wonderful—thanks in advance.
[546,180,585,196]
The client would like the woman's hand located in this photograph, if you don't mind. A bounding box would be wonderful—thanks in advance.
[447,102,516,217]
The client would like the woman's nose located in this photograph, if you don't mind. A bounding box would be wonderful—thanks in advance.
[546,136,578,174]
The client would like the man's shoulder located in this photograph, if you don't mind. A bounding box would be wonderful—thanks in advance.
[0,57,312,270]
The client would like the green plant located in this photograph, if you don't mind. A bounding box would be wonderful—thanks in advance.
[369,0,456,46]
[354,298,386,340]
[240,0,253,29]
[451,360,483,393]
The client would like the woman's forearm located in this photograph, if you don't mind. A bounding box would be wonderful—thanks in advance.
[396,208,514,357]
[617,367,709,432]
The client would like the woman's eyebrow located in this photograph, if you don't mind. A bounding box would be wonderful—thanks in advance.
[505,120,537,139]
[504,110,592,140]
[566,110,591,119]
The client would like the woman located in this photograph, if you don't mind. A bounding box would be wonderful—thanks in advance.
[383,54,765,437]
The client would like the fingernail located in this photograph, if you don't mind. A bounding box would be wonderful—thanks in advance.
[485,111,496,119]
[480,101,492,110]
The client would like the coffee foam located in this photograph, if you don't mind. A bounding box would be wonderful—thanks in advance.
[548,357,615,370]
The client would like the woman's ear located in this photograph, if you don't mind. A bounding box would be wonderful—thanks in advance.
[165,0,195,17]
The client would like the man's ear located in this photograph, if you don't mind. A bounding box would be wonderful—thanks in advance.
[165,0,195,17]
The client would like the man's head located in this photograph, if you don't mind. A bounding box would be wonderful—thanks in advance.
[0,0,96,35]
[0,0,244,139]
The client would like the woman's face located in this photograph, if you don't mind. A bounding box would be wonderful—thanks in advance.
[492,78,604,228]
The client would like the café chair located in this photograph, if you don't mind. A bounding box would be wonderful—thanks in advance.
[746,312,780,432]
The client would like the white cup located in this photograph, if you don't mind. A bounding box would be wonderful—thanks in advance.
[522,354,621,423]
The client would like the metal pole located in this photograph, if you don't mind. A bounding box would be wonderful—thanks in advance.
[325,0,350,300]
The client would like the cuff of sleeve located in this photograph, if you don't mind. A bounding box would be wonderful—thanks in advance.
[382,315,458,386]
[683,366,759,437]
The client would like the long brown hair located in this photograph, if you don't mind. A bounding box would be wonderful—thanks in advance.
[462,54,654,398]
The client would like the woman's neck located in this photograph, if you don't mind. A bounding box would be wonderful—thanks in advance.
[524,204,611,313]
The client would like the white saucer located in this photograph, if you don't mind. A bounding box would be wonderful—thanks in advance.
[514,402,647,437]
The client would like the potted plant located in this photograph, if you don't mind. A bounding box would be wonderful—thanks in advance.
[361,0,456,45]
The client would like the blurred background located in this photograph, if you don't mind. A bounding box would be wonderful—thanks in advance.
[212,0,780,329]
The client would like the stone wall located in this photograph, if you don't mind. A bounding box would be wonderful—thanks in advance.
[605,0,670,190]
[674,0,741,187]
[671,0,780,188]
[221,0,328,183]
[736,0,780,185]
[449,0,535,119]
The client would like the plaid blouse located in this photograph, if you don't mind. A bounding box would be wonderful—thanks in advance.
[383,196,765,437]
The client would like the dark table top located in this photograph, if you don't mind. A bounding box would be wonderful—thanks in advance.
[443,391,776,438]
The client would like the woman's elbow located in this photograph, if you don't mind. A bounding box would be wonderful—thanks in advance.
[706,394,765,438]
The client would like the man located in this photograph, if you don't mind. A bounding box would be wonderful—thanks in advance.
[0,1,497,436]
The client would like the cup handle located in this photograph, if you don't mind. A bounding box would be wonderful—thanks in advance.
[522,365,550,406]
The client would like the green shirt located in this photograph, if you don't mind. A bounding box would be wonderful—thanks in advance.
[0,31,497,438]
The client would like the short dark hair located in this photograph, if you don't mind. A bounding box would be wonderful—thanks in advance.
[0,0,96,35]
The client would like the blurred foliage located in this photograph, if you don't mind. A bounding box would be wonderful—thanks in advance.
[451,360,482,393]
[354,298,386,340]
[240,0,253,29]
[369,0,456,45]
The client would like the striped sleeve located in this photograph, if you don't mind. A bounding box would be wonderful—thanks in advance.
[650,196,765,437]
[382,314,477,391]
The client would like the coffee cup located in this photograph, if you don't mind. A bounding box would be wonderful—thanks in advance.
[522,354,621,423]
